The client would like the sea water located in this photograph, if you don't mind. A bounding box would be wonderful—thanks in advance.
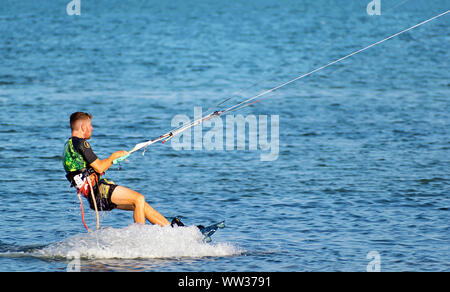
[0,0,449,271]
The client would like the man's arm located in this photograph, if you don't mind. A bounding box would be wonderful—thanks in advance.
[90,150,128,173]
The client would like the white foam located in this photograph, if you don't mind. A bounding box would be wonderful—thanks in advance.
[38,224,241,259]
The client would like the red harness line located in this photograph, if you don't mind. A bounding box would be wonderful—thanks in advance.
[77,192,90,231]
[76,174,100,232]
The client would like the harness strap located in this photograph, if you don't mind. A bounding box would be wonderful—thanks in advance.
[87,176,100,230]
[66,168,99,196]
[76,175,100,232]
[77,192,90,231]
[68,168,100,231]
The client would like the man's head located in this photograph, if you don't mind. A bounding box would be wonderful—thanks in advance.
[70,112,93,139]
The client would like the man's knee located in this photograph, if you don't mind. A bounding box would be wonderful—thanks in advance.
[134,193,146,206]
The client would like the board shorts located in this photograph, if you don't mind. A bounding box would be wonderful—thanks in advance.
[87,178,118,211]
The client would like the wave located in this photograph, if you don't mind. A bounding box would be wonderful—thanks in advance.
[34,224,241,260]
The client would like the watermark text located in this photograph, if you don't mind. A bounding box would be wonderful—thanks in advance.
[170,107,279,161]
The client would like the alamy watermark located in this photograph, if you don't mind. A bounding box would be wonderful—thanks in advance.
[67,0,382,17]
[170,107,279,162]
[367,0,381,16]
[67,0,81,16]
[66,251,80,272]
[366,251,381,272]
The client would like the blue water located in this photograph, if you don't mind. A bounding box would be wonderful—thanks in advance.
[0,0,449,272]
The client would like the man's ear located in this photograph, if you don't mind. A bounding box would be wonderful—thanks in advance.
[80,121,87,132]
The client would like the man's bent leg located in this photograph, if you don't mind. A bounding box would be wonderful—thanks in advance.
[144,203,170,227]
[111,186,169,226]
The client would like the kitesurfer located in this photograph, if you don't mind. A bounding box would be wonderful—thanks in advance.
[62,112,181,227]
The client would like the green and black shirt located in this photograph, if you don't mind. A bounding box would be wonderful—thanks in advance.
[63,137,98,175]
[63,137,118,211]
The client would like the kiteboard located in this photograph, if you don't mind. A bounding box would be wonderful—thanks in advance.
[197,221,225,243]
[171,217,225,242]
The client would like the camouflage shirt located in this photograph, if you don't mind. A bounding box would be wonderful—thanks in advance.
[63,137,98,174]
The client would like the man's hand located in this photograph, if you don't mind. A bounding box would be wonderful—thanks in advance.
[90,150,129,173]
[111,150,129,161]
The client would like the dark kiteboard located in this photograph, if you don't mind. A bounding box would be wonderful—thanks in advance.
[171,218,225,242]
[197,221,225,243]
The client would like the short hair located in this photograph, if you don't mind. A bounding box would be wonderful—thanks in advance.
[70,112,92,131]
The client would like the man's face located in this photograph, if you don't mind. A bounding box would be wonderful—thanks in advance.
[83,118,93,139]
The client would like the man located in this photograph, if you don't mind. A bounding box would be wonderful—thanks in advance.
[63,112,179,227]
